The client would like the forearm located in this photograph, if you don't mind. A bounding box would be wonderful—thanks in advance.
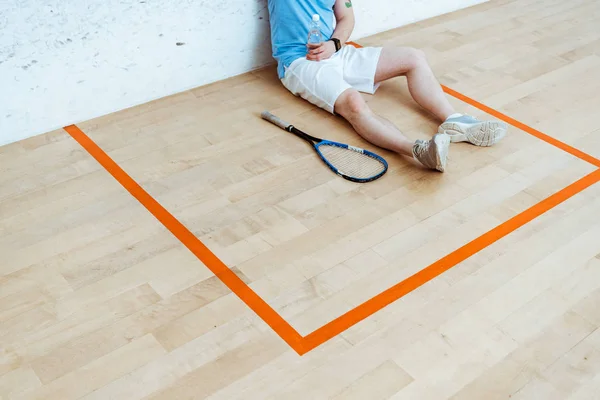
[307,4,355,61]
[331,16,354,44]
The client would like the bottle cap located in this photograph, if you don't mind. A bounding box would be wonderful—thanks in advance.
[312,14,320,22]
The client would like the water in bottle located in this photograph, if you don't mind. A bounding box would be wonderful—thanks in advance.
[307,14,322,45]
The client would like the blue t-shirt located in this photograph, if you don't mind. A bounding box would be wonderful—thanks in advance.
[267,0,336,78]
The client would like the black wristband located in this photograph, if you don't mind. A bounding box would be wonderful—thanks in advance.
[329,38,341,52]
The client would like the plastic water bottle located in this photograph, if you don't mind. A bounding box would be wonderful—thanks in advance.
[307,14,322,45]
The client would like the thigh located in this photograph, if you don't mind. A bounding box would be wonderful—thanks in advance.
[339,45,382,94]
[281,57,351,114]
[374,46,425,83]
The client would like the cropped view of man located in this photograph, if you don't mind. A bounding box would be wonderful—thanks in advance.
[266,0,508,172]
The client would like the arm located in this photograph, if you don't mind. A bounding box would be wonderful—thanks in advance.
[307,0,355,61]
[331,0,355,44]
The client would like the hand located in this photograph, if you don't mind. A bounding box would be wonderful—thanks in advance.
[306,41,336,62]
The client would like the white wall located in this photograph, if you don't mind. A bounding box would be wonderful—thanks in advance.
[0,0,488,146]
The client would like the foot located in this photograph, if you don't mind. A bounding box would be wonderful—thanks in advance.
[438,114,507,147]
[412,133,450,172]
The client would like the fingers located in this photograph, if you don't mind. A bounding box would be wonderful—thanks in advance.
[306,42,335,61]
[307,50,324,59]
[307,51,328,61]
[307,44,325,55]
[306,44,325,61]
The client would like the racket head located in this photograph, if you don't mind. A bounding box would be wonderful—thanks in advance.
[314,140,388,183]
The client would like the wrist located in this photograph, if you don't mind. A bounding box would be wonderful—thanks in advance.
[329,37,341,52]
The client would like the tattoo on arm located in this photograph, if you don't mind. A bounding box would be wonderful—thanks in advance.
[345,1,352,8]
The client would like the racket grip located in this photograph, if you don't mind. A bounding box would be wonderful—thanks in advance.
[261,111,291,131]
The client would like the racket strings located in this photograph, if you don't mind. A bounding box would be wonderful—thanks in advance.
[318,144,386,179]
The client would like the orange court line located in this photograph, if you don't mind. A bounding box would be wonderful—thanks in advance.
[441,85,600,168]
[64,65,600,356]
[300,168,600,353]
[63,125,306,354]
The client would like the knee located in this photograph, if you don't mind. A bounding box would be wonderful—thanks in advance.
[406,47,427,69]
[335,90,370,121]
[345,91,368,116]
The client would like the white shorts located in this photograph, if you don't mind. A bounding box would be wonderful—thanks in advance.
[281,45,383,114]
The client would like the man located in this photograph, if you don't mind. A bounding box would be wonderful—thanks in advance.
[266,0,508,172]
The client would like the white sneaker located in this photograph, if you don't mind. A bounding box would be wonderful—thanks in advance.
[439,115,507,147]
[412,133,450,172]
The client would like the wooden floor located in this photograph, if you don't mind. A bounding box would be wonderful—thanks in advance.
[2,0,600,398]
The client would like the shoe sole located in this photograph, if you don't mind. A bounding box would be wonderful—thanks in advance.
[438,121,508,147]
[433,133,450,172]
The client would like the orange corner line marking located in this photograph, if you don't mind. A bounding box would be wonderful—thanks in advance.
[64,56,600,355]
[63,124,306,354]
[299,168,600,354]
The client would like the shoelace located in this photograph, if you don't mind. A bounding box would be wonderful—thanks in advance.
[412,139,430,160]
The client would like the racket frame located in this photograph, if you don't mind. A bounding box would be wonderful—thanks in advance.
[261,111,388,183]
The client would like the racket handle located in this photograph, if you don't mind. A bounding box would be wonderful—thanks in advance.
[261,111,291,131]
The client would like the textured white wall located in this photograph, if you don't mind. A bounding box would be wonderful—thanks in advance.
[0,0,487,146]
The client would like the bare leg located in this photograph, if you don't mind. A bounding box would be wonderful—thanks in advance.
[375,47,455,121]
[334,89,414,157]
[372,46,508,147]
